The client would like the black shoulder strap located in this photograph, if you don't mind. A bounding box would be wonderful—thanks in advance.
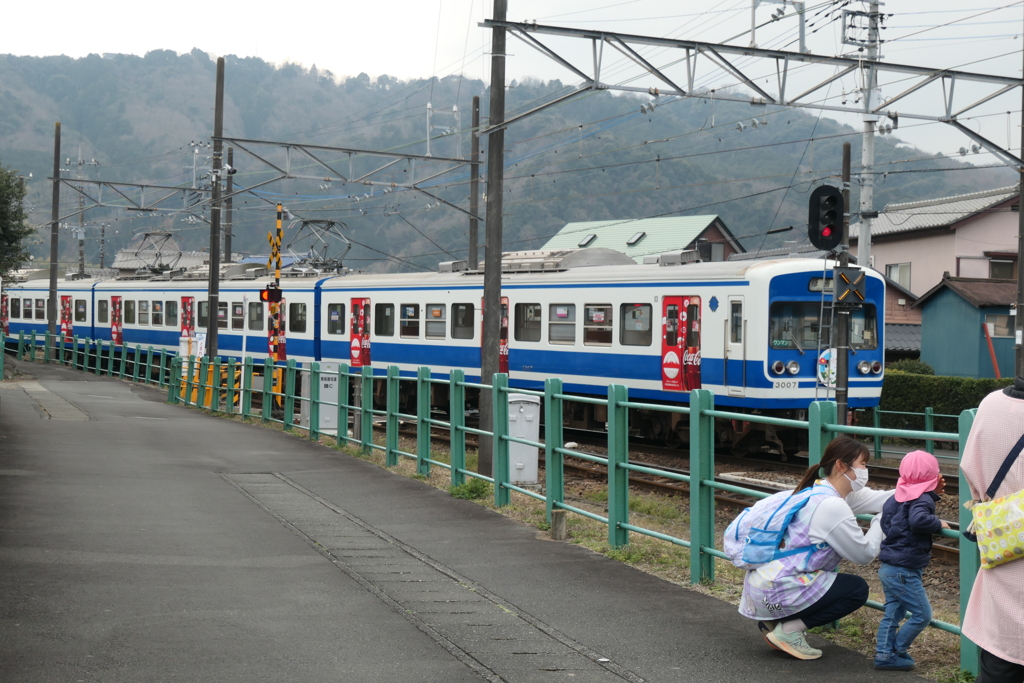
[986,432,1024,500]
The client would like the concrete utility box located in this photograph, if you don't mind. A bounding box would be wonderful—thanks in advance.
[507,393,541,485]
[299,362,340,432]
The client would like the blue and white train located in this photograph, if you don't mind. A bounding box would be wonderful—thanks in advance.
[1,249,885,453]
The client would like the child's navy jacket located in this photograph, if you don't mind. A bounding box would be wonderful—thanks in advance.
[878,491,943,569]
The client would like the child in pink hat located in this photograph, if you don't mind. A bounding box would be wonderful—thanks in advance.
[874,450,950,670]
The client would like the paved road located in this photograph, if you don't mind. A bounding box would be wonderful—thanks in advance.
[0,359,926,682]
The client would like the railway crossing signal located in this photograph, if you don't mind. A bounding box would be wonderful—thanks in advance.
[833,267,867,307]
[808,185,844,252]
[260,286,282,303]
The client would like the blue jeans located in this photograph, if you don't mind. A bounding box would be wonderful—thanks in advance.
[876,563,932,659]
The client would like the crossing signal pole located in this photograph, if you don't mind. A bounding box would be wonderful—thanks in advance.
[265,205,286,361]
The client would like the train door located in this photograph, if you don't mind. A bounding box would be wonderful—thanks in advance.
[683,296,702,390]
[725,296,745,397]
[350,297,371,367]
[111,296,124,345]
[1,293,8,335]
[661,297,685,391]
[481,296,509,375]
[60,295,73,341]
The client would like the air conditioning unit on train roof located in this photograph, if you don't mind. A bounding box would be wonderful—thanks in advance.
[491,247,635,273]
[642,249,702,267]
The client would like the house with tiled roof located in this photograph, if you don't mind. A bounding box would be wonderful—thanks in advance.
[850,185,1019,297]
[543,216,744,263]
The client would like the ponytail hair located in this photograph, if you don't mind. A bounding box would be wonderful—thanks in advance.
[792,436,869,494]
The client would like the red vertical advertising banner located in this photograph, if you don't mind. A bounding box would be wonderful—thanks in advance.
[661,297,684,391]
[60,295,73,341]
[1,294,8,334]
[267,300,287,361]
[111,296,124,345]
[180,296,195,336]
[682,296,702,391]
[349,298,371,366]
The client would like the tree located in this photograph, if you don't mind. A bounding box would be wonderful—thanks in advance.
[0,161,32,277]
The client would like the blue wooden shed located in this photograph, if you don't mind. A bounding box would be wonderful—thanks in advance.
[913,275,1016,378]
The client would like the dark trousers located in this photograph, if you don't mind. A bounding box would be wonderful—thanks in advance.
[980,648,1024,683]
[784,573,869,629]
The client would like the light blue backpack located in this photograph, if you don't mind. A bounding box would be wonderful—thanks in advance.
[723,485,831,569]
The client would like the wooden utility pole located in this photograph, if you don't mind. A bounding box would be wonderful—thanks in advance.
[469,96,480,268]
[47,122,61,342]
[224,147,233,264]
[835,142,852,423]
[479,0,507,477]
[206,57,225,358]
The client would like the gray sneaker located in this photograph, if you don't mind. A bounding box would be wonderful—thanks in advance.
[766,623,823,661]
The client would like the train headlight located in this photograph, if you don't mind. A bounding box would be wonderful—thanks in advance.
[857,360,871,375]
[871,361,883,374]
[771,360,785,375]
[786,361,800,375]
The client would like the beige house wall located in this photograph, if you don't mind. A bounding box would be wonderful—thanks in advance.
[885,285,921,324]
[851,232,955,296]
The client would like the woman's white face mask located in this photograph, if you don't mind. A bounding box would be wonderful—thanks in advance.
[845,466,869,492]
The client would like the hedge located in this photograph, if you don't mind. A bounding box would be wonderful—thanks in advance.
[859,370,1014,433]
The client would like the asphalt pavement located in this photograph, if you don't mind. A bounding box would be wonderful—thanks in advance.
[0,358,928,682]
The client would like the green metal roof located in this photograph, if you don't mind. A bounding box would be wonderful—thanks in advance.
[542,215,722,263]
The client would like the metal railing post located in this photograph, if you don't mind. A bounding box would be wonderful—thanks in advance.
[689,388,716,583]
[17,331,24,361]
[132,345,142,383]
[958,408,980,676]
[360,366,373,454]
[492,373,510,507]
[924,407,934,454]
[184,356,196,406]
[29,331,37,362]
[95,341,104,376]
[337,363,350,447]
[607,384,630,549]
[386,365,400,466]
[167,357,180,403]
[873,405,882,460]
[807,400,837,466]
[211,357,223,413]
[144,346,154,383]
[449,369,466,486]
[416,366,431,476]
[283,359,297,430]
[241,357,254,417]
[0,331,5,378]
[309,362,321,442]
[261,358,273,422]
[119,343,128,378]
[544,377,564,525]
[44,331,52,364]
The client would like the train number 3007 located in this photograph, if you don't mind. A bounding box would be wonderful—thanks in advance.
[773,381,800,389]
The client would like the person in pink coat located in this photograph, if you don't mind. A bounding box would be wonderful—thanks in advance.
[961,382,1024,683]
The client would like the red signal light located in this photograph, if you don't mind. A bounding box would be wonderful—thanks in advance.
[821,226,833,238]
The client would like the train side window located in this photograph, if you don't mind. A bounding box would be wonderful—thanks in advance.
[197,301,208,328]
[230,302,244,330]
[166,301,178,328]
[400,304,420,338]
[327,303,346,335]
[548,304,576,345]
[452,303,474,339]
[11,298,20,318]
[35,299,46,320]
[619,303,652,346]
[849,305,877,350]
[139,301,150,325]
[74,299,87,322]
[289,303,307,333]
[686,303,700,346]
[97,300,109,323]
[152,301,164,326]
[125,300,137,324]
[217,302,228,329]
[730,302,742,343]
[514,303,541,342]
[666,305,679,346]
[583,304,613,346]
[375,304,394,336]
[425,304,446,340]
[248,302,264,331]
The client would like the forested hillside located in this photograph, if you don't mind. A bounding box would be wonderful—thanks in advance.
[0,49,1014,271]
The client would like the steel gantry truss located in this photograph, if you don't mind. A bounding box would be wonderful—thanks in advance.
[481,20,1024,169]
[214,137,483,221]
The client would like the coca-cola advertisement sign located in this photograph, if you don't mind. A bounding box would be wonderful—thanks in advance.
[661,296,702,391]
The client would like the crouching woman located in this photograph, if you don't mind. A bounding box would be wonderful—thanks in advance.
[738,436,893,660]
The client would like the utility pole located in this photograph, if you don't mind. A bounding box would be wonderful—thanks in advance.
[469,96,480,268]
[68,150,99,275]
[836,142,853,423]
[100,223,108,269]
[47,122,61,342]
[479,0,507,477]
[857,1,881,271]
[206,57,225,359]
[224,147,233,263]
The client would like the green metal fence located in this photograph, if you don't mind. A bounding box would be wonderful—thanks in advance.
[3,336,982,676]
[867,405,961,462]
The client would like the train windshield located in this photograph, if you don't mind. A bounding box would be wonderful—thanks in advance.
[769,302,877,351]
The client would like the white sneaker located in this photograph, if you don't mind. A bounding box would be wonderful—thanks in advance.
[766,623,823,661]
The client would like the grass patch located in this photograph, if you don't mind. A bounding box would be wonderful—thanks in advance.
[449,477,492,500]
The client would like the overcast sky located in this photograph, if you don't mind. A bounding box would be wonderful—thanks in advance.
[6,0,1023,161]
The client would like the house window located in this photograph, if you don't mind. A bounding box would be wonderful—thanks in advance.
[548,304,576,345]
[886,262,911,290]
[986,314,1013,338]
[97,300,108,323]
[375,304,395,336]
[400,304,420,338]
[583,304,613,345]
[991,259,1014,280]
[451,303,474,339]
[289,303,307,333]
[327,303,346,335]
[514,303,542,342]
[74,299,87,322]
[620,304,652,346]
